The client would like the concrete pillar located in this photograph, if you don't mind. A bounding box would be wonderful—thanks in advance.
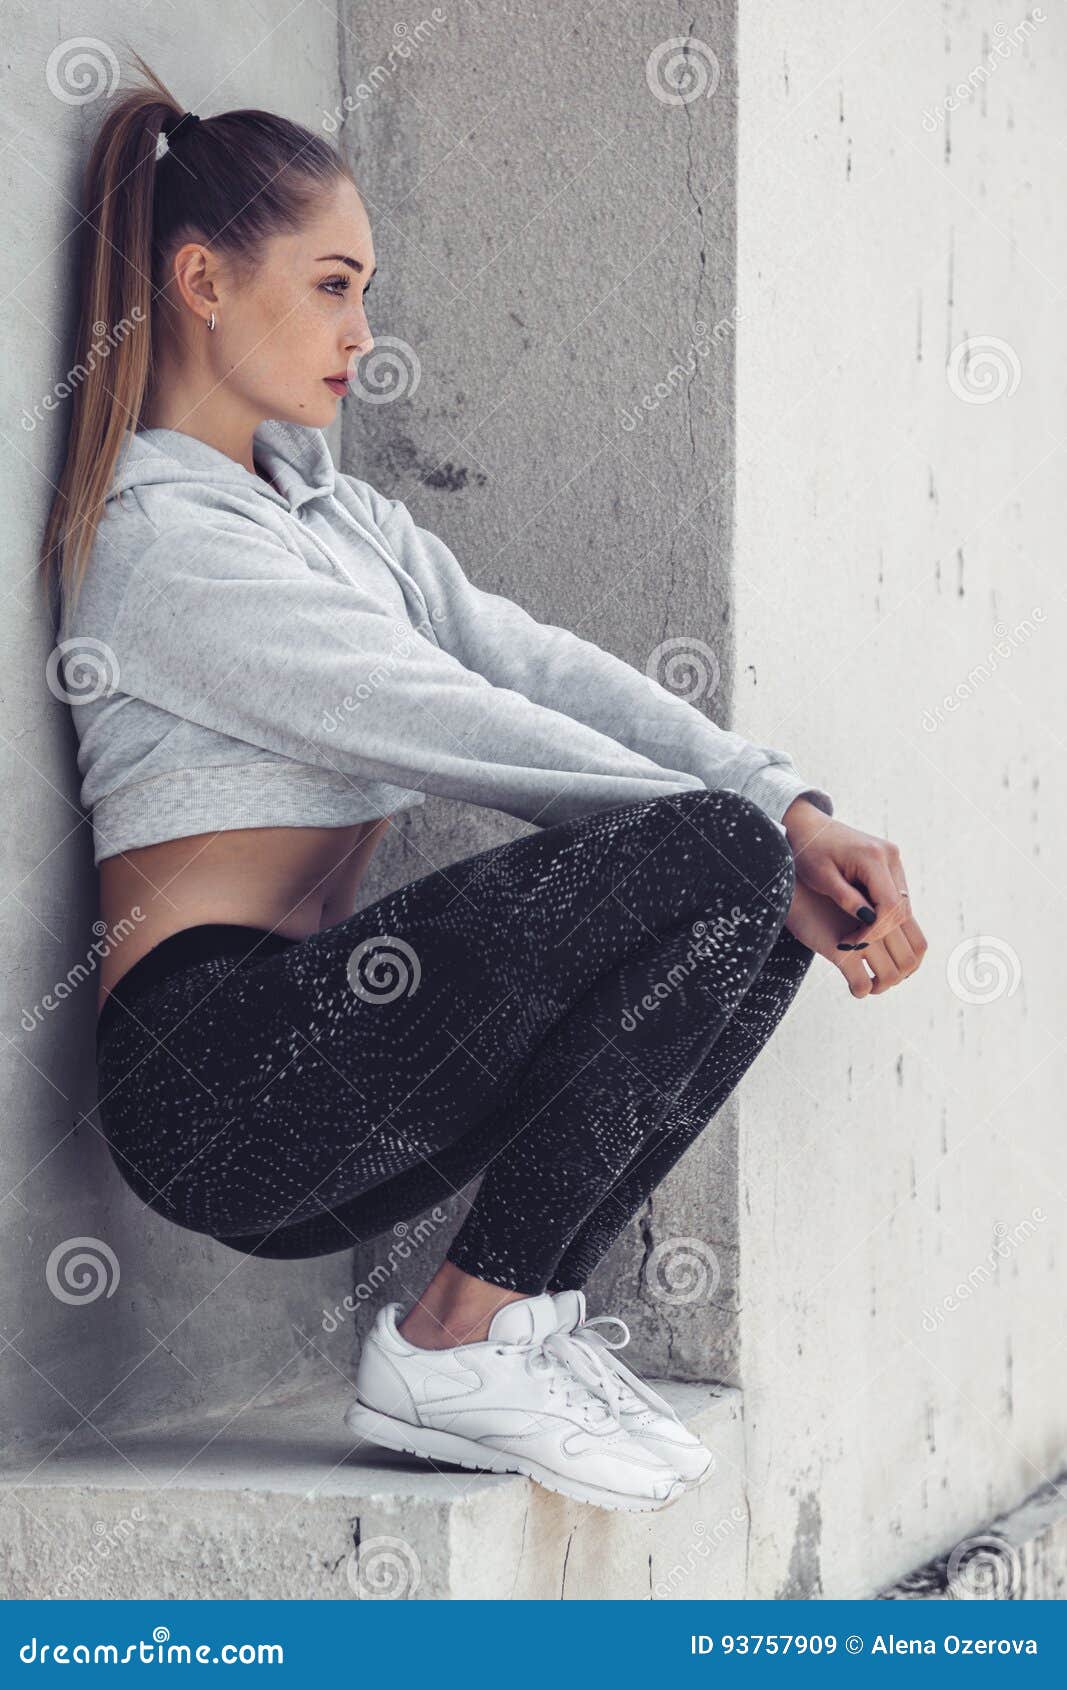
[340,0,1067,1599]
[1,3,349,1455]
[337,1,746,1381]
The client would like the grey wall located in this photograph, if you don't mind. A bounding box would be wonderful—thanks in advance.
[337,0,747,1375]
[0,3,349,1455]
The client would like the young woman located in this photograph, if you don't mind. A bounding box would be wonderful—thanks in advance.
[42,63,925,1515]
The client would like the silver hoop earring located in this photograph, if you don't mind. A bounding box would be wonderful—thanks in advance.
[207,311,216,332]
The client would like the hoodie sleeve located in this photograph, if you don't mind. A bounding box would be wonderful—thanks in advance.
[103,515,718,830]
[374,494,834,828]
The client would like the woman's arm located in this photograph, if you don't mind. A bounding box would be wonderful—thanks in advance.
[374,494,834,829]
[97,514,715,830]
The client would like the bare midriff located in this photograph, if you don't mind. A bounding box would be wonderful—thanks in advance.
[96,815,393,1019]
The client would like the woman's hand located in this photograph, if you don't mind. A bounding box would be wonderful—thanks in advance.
[780,797,927,995]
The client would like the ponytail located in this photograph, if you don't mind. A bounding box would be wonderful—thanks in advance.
[40,51,352,614]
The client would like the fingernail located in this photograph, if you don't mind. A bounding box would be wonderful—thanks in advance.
[837,941,869,950]
[857,906,876,924]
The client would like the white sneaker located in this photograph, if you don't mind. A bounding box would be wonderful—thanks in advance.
[550,1290,716,1487]
[344,1291,686,1513]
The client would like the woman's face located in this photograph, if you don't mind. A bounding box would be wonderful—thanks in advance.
[204,173,377,428]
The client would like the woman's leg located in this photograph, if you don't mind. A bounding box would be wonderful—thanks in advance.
[98,787,796,1300]
[214,787,801,1295]
[544,922,815,1290]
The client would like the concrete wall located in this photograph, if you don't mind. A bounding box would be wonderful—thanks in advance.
[341,0,1066,1597]
[2,0,1061,1603]
[734,0,1067,1596]
[337,0,748,1378]
[0,3,349,1455]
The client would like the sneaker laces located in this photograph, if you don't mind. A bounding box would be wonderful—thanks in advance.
[561,1314,682,1423]
[506,1332,622,1426]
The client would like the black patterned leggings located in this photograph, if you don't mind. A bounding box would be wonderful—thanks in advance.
[94,789,814,1293]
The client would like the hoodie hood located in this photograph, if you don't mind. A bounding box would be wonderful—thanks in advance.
[111,418,337,515]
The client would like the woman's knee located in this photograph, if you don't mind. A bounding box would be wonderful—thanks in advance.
[648,787,795,908]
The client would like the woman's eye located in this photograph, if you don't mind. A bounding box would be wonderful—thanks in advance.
[321,275,351,296]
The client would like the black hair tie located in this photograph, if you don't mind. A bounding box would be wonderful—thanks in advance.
[165,111,201,147]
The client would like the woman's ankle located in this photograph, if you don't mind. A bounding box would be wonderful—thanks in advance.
[396,1263,534,1350]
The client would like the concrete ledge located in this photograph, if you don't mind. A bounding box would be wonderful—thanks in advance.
[878,1470,1067,1600]
[0,1377,746,1599]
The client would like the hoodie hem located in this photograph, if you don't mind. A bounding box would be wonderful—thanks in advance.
[90,763,425,865]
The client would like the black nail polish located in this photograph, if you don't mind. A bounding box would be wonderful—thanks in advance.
[837,941,869,951]
[857,905,876,924]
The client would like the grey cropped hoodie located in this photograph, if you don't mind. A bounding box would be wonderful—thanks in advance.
[56,420,834,866]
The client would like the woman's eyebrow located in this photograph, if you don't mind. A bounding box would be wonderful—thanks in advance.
[314,254,377,280]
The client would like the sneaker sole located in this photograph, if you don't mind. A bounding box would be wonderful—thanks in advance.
[344,1397,686,1514]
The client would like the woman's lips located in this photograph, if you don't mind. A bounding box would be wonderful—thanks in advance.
[324,376,349,396]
